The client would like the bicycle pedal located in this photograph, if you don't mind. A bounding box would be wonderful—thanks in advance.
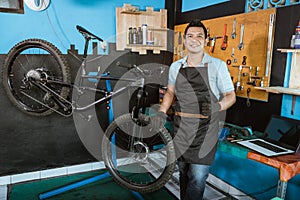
[78,113,92,121]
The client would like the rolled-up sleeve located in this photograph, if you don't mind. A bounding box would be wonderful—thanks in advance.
[168,61,182,86]
[217,61,234,93]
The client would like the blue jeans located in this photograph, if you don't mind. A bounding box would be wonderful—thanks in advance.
[178,161,211,200]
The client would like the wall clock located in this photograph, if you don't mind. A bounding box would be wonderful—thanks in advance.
[24,0,50,11]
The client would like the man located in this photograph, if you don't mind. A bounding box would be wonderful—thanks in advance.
[155,19,236,200]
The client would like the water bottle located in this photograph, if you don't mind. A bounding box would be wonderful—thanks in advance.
[294,21,300,49]
[142,24,147,45]
[137,27,143,44]
[132,27,137,44]
[128,27,133,44]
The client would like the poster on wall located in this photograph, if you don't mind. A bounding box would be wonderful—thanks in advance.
[0,0,23,13]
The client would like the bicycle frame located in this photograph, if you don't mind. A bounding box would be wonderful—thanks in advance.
[2,25,176,196]
[20,25,148,117]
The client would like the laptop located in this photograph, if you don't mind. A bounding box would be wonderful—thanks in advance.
[237,115,300,157]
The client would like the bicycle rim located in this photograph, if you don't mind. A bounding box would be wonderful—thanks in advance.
[102,113,176,193]
[2,39,71,116]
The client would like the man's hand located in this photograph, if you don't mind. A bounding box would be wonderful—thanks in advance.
[151,111,167,131]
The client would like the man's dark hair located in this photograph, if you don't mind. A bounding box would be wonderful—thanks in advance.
[184,19,208,39]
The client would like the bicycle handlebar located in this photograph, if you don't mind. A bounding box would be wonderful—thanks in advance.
[116,61,134,69]
[116,61,152,76]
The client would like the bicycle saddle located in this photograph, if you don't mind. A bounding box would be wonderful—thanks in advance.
[76,25,103,42]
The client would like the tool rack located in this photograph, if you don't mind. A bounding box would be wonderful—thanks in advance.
[173,8,277,103]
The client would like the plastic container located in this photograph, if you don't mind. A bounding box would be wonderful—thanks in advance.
[146,30,154,45]
[294,21,300,49]
[128,27,133,44]
[137,27,142,44]
[290,35,295,48]
[142,24,147,45]
[132,27,137,44]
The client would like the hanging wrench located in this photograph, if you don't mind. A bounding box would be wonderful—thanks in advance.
[221,24,228,50]
[207,28,211,46]
[231,48,237,63]
[209,36,216,53]
[246,88,251,107]
[238,24,245,50]
[209,36,222,53]
[231,18,237,39]
[235,65,243,91]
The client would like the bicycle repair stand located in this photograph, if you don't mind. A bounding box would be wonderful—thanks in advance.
[39,73,144,200]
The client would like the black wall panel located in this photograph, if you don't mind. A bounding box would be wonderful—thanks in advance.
[0,43,172,176]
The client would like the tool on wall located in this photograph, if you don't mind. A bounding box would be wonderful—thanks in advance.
[265,13,275,77]
[221,24,228,50]
[178,32,183,58]
[235,65,243,91]
[255,66,259,76]
[226,59,231,65]
[209,36,222,53]
[231,18,237,39]
[207,28,211,46]
[241,72,249,91]
[242,56,247,65]
[260,77,265,87]
[231,48,237,63]
[248,66,253,83]
[238,24,245,50]
[246,88,251,107]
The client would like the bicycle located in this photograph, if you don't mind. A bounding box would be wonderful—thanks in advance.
[2,25,176,193]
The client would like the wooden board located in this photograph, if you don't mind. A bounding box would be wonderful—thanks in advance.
[255,86,300,96]
[174,9,277,102]
[289,52,300,89]
[278,49,300,89]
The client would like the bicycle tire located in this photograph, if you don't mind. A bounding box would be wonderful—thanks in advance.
[102,113,176,193]
[2,39,71,116]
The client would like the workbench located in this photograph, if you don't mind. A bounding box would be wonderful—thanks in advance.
[214,137,300,200]
[248,152,300,199]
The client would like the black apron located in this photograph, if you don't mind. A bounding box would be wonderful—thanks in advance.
[173,63,220,164]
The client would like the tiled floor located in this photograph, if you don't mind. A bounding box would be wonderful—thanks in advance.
[0,154,254,200]
[166,168,253,200]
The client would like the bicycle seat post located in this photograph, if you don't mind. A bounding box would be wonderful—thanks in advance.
[80,36,91,75]
[132,78,148,119]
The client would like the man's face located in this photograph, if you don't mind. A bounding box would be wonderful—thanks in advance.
[184,26,207,54]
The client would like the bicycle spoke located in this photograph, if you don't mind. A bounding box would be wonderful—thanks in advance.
[2,39,70,116]
[102,113,175,193]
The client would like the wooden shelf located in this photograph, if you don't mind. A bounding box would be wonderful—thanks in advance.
[277,48,300,53]
[116,4,167,55]
[255,86,300,95]
[148,28,169,31]
[120,11,143,15]
[127,44,163,48]
[120,10,156,15]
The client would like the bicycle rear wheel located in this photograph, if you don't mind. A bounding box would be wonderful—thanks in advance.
[102,113,176,193]
[2,39,71,116]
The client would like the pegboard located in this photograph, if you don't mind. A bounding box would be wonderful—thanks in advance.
[173,8,276,102]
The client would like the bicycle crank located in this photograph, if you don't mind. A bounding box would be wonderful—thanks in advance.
[20,90,73,117]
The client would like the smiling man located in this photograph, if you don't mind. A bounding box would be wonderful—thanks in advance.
[156,19,236,199]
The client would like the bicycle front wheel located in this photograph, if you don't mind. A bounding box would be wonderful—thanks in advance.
[2,39,71,116]
[102,113,176,193]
